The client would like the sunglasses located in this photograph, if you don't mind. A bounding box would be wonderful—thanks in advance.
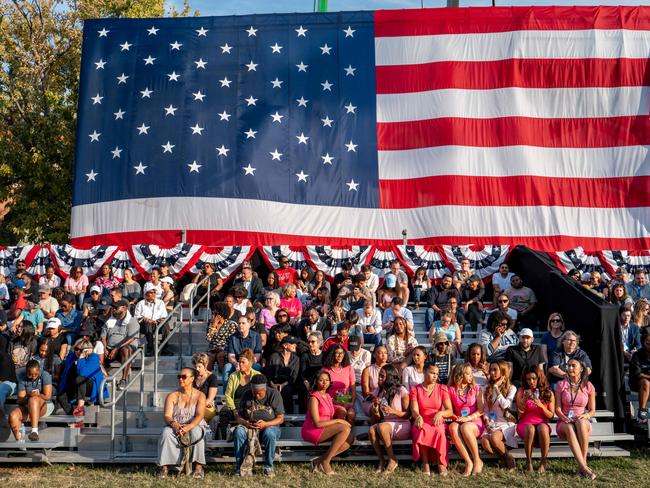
[550,318,562,323]
[281,261,289,264]
[74,348,82,352]
[277,314,288,318]
[499,322,509,326]
[498,299,509,303]
[177,374,192,380]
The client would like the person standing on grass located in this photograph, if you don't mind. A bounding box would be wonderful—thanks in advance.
[554,358,597,480]
[301,370,354,475]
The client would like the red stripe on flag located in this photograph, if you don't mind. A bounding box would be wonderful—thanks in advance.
[376,58,650,94]
[378,175,650,209]
[377,116,650,150]
[374,6,650,37]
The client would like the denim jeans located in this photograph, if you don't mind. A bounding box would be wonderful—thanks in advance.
[425,308,437,331]
[0,381,16,413]
[233,425,281,470]
[363,333,382,347]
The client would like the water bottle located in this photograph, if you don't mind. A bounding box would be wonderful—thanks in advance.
[18,425,25,444]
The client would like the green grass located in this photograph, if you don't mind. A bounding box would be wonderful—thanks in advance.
[0,449,648,487]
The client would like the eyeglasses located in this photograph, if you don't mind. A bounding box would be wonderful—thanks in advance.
[277,314,288,318]
[550,318,562,323]
[280,261,289,264]
[499,322,509,326]
[564,339,577,343]
[74,348,82,352]
[498,299,509,303]
[265,298,273,301]
[177,374,192,380]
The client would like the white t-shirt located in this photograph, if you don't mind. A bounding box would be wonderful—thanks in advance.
[491,272,515,293]
[94,341,105,356]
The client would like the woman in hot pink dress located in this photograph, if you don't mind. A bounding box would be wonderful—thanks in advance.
[516,365,555,473]
[301,370,354,475]
[410,363,453,476]
[280,283,303,321]
[447,363,485,476]
[555,358,597,479]
[323,344,356,423]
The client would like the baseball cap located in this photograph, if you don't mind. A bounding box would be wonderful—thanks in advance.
[384,274,397,288]
[348,335,361,351]
[46,318,62,330]
[38,284,51,293]
[519,328,534,338]
[13,280,26,289]
[90,285,101,294]
[434,331,449,345]
[281,336,299,346]
[112,299,129,308]
[143,282,157,294]
[97,298,113,311]
[160,276,174,284]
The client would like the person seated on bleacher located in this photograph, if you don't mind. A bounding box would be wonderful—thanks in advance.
[322,321,351,353]
[158,367,206,479]
[446,296,468,331]
[448,362,485,476]
[629,331,650,422]
[38,285,59,321]
[30,337,62,384]
[298,331,324,413]
[410,362,453,476]
[263,320,290,366]
[504,328,546,387]
[461,275,486,331]
[491,263,515,301]
[402,345,427,390]
[348,336,370,387]
[160,276,176,313]
[453,258,483,292]
[224,315,262,386]
[427,332,455,385]
[540,313,565,359]
[505,275,538,330]
[95,264,121,294]
[487,293,518,324]
[343,280,370,313]
[9,359,54,442]
[368,364,411,473]
[332,262,354,300]
[427,310,462,357]
[234,374,284,476]
[323,344,357,424]
[81,285,102,319]
[310,286,332,318]
[633,298,650,329]
[357,302,382,347]
[297,306,332,343]
[134,283,168,357]
[465,343,488,387]
[386,317,418,371]
[44,317,68,361]
[301,370,354,475]
[424,274,461,331]
[9,320,36,369]
[619,304,641,362]
[626,270,650,302]
[585,271,609,300]
[380,260,410,307]
[554,358,597,480]
[20,300,45,335]
[266,336,300,413]
[0,338,17,421]
[219,348,259,439]
[280,283,303,323]
[382,297,414,336]
[328,298,347,326]
[411,267,431,310]
[307,270,330,301]
[548,330,592,387]
[191,353,219,423]
[479,312,519,362]
[480,361,517,470]
[361,346,389,414]
[57,338,107,422]
[206,301,238,372]
[119,268,141,309]
[63,266,88,310]
[258,292,280,331]
[100,299,139,391]
[515,365,555,473]
[56,293,82,346]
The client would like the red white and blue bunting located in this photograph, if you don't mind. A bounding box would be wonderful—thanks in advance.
[26,246,53,277]
[305,246,372,278]
[397,245,452,282]
[260,246,310,272]
[190,246,254,279]
[0,246,34,276]
[49,245,118,279]
[442,245,510,281]
[129,244,204,279]
[599,250,650,276]
[106,250,139,279]
[553,247,610,280]
[366,247,400,279]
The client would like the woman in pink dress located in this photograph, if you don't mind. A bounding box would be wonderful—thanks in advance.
[280,283,303,322]
[368,364,410,474]
[410,362,453,476]
[516,365,555,473]
[323,344,356,423]
[448,362,485,476]
[555,358,597,479]
[301,370,354,475]
[361,345,388,414]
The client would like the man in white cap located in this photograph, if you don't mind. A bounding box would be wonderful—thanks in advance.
[504,328,546,387]
[82,285,103,318]
[134,282,168,356]
[44,317,68,361]
[38,285,59,320]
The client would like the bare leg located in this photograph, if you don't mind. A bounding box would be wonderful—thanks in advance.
[8,407,25,440]
[120,346,132,381]
[480,436,495,455]
[420,446,431,474]
[377,423,398,472]
[317,424,353,474]
[537,424,550,473]
[575,419,592,469]
[559,423,587,471]
[460,422,483,474]
[27,397,46,428]
[449,422,473,475]
[368,425,385,472]
[639,380,650,410]
[523,424,535,473]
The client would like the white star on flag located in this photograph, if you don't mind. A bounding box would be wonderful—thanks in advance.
[140,87,153,98]
[94,59,106,69]
[295,25,308,37]
[143,55,156,65]
[343,26,356,37]
[162,141,175,153]
[296,133,309,144]
[320,44,332,55]
[296,61,308,72]
[220,77,232,87]
[296,170,309,182]
[344,102,357,114]
[134,162,147,175]
[243,164,256,175]
[244,129,257,139]
[113,109,125,120]
[346,140,358,152]
[296,97,308,107]
[270,78,283,88]
[270,43,283,53]
[97,28,109,37]
[191,124,204,135]
[194,58,207,69]
[91,93,103,104]
[344,65,356,76]
[187,161,202,172]
[270,149,283,161]
[167,72,180,81]
[321,153,334,165]
[89,131,101,142]
[218,110,231,121]
[221,43,233,54]
[245,95,258,106]
[116,73,129,84]
[164,105,177,116]
[246,26,258,37]
[192,91,205,101]
[170,41,182,50]
[246,60,258,71]
[147,26,159,35]
[196,27,208,37]
[86,169,98,181]
[216,145,230,156]
[137,123,150,134]
[346,179,359,191]
[111,146,122,159]
[321,80,333,91]
[270,112,284,123]
[321,116,333,127]
[120,41,132,51]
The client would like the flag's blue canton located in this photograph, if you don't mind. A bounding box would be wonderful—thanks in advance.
[73,12,379,209]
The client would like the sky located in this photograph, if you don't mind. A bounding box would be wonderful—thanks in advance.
[171,0,650,16]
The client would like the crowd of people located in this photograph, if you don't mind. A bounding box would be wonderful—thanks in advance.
[1,257,649,479]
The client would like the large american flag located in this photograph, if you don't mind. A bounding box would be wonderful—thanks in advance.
[71,7,650,250]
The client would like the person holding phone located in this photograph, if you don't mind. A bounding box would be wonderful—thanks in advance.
[9,359,54,441]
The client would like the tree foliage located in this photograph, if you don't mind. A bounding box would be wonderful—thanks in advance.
[0,0,195,244]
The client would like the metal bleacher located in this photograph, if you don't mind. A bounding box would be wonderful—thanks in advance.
[0,288,634,464]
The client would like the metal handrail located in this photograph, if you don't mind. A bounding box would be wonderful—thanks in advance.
[98,346,146,458]
[188,277,212,357]
[152,302,184,407]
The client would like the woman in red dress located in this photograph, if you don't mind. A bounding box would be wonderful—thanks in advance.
[410,362,453,476]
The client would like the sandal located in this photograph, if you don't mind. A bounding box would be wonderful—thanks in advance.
[192,469,205,479]
[157,467,168,479]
